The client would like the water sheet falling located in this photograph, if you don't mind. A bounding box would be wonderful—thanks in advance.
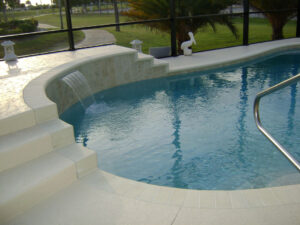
[62,71,96,109]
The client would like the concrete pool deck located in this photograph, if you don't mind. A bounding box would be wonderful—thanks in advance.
[1,39,300,224]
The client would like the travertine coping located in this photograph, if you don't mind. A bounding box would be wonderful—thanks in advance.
[162,38,300,75]
[89,169,300,209]
[24,47,169,116]
[23,47,138,118]
[5,40,300,224]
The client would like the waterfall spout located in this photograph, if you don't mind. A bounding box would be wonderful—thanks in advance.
[62,71,96,109]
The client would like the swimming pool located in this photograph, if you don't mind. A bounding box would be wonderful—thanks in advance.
[61,50,300,190]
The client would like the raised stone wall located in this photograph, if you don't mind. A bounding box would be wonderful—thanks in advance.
[45,50,169,114]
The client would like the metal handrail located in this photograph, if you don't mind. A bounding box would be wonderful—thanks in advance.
[254,74,300,171]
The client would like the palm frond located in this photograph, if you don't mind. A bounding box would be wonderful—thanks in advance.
[124,0,239,53]
[249,0,297,40]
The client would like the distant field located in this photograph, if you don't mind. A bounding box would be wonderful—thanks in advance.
[1,8,58,21]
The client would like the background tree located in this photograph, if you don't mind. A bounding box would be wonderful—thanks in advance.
[7,0,20,9]
[52,0,64,28]
[123,0,238,54]
[52,0,64,6]
[0,0,8,22]
[0,0,19,22]
[249,0,297,40]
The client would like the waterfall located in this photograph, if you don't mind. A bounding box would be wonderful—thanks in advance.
[62,71,96,109]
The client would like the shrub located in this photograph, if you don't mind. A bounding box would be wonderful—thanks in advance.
[0,19,39,35]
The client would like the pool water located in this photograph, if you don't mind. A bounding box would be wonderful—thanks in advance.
[61,51,300,190]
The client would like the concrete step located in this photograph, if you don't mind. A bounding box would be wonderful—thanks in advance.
[129,53,169,82]
[57,143,97,178]
[153,58,169,70]
[0,109,36,137]
[0,152,77,223]
[151,58,169,78]
[134,53,155,77]
[137,52,154,64]
[0,119,75,173]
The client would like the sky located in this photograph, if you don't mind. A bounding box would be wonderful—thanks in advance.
[20,0,52,6]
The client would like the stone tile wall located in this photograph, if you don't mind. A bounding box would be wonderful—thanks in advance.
[46,52,168,114]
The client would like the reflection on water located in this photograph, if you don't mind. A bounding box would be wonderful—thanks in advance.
[61,51,300,190]
[288,84,297,135]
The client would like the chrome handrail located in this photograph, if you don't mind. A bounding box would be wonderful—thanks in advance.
[254,74,300,171]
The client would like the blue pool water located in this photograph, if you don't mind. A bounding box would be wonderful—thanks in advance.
[61,51,300,190]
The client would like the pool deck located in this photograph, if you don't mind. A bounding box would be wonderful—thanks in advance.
[1,39,300,225]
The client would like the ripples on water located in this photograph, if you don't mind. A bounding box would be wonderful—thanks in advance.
[61,51,300,190]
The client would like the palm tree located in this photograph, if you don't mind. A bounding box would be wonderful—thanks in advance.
[123,0,238,54]
[249,0,297,40]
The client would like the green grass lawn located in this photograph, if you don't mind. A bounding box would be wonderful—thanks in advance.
[0,30,84,58]
[107,17,296,53]
[1,13,297,57]
[35,14,297,53]
[37,13,127,28]
[249,18,296,43]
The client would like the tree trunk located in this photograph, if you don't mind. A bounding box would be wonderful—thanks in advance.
[82,4,87,14]
[98,0,101,14]
[113,0,120,32]
[272,24,284,40]
[1,1,7,23]
[58,0,64,29]
[268,15,286,40]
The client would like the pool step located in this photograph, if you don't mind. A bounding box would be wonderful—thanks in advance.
[0,109,36,137]
[136,53,154,67]
[0,119,75,173]
[152,58,169,77]
[0,151,77,223]
[0,49,167,224]
[129,53,169,82]
[57,143,97,178]
[23,79,59,125]
[136,53,169,76]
